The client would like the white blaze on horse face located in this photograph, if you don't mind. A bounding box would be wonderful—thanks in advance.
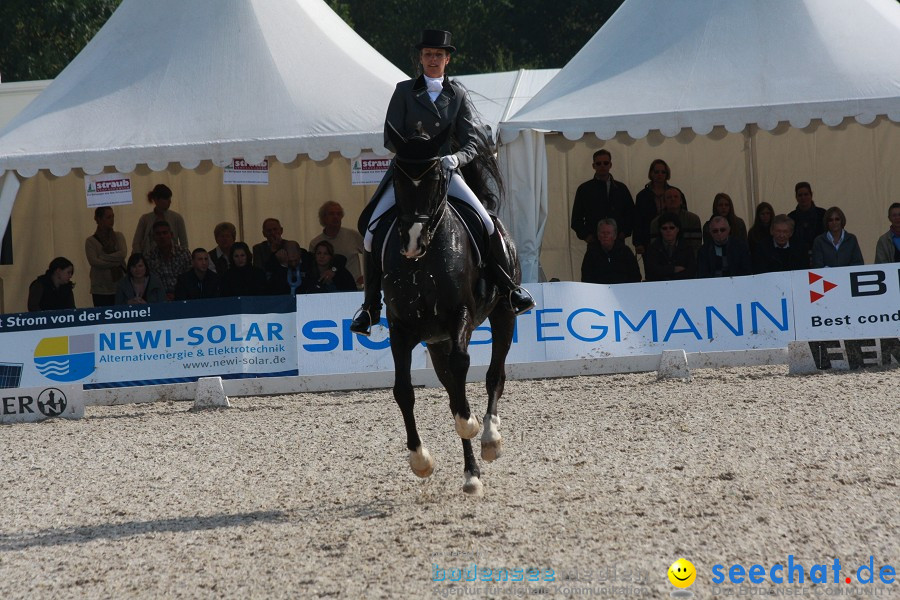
[403,222,424,257]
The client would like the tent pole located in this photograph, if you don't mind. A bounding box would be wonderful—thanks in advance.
[236,183,245,243]
[744,124,759,212]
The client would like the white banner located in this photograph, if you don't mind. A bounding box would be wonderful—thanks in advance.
[791,265,900,341]
[1,384,84,424]
[85,173,133,207]
[0,297,296,388]
[351,153,391,186]
[224,158,269,185]
[296,276,797,374]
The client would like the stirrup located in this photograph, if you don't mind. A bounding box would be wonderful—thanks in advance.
[349,306,374,336]
[507,286,535,316]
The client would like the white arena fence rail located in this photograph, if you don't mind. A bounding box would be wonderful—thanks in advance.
[0,265,897,406]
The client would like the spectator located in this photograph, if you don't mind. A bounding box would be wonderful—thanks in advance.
[175,248,220,300]
[85,206,127,307]
[874,202,900,264]
[632,159,689,254]
[145,220,192,300]
[702,193,747,244]
[753,215,808,273]
[580,219,641,284]
[220,242,267,297]
[302,241,358,294]
[643,212,696,281]
[208,222,237,274]
[649,187,703,252]
[747,202,775,258]
[788,181,825,265]
[132,184,188,254]
[696,216,752,278]
[309,201,365,288]
[570,149,635,244]
[253,218,292,270]
[811,207,864,268]
[266,240,316,296]
[28,257,76,312]
[115,253,166,305]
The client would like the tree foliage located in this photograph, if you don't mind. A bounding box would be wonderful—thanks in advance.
[0,0,122,82]
[329,0,624,76]
[0,0,624,82]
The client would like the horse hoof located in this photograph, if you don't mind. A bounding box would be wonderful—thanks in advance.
[408,447,434,478]
[454,414,481,439]
[481,439,503,462]
[462,475,484,496]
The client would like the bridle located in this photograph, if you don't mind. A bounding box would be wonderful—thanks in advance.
[393,154,451,257]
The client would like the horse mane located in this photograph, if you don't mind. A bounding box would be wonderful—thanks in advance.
[451,81,504,213]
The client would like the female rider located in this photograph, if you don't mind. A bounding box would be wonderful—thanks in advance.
[349,30,534,336]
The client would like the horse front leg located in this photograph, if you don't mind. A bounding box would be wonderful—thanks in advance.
[391,327,433,478]
[482,307,515,462]
[428,339,482,495]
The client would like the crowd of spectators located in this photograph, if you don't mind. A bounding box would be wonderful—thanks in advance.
[20,168,900,312]
[572,152,896,284]
[24,186,365,312]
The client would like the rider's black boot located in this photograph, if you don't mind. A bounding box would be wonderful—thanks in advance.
[488,229,535,316]
[349,251,383,336]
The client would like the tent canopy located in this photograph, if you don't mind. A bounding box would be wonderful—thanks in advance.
[0,0,406,178]
[454,69,559,141]
[501,0,900,141]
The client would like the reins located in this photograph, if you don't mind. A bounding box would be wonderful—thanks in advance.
[394,155,451,256]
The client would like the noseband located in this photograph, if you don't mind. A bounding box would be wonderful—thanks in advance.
[393,155,450,256]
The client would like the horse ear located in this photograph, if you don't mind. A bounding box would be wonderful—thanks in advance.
[386,121,407,154]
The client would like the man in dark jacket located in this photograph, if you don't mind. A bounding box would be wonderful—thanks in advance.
[174,248,220,300]
[754,215,808,273]
[787,181,825,266]
[581,219,641,284]
[571,149,635,243]
[697,217,752,278]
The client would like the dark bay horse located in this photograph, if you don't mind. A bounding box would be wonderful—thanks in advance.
[380,125,518,495]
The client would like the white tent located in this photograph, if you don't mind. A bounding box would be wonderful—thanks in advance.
[454,69,559,141]
[500,0,900,281]
[0,0,403,176]
[0,0,407,312]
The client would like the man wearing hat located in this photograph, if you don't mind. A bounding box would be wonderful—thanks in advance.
[350,29,534,336]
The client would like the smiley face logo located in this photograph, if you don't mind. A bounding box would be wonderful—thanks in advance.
[668,558,696,588]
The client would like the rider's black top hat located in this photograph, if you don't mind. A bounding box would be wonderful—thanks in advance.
[415,30,456,53]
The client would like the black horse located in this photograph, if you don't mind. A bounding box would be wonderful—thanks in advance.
[379,124,519,495]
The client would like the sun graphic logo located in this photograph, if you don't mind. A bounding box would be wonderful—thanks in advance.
[33,335,95,382]
[808,272,837,303]
[668,558,697,597]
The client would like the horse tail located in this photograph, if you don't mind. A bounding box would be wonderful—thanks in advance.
[459,125,504,214]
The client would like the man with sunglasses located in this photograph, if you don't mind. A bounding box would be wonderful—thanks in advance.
[571,149,635,245]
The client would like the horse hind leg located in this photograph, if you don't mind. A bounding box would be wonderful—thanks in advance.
[481,307,514,462]
[461,439,483,496]
[428,341,481,440]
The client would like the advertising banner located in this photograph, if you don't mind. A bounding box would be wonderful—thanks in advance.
[296,276,797,374]
[224,158,269,185]
[1,384,84,424]
[85,173,133,207]
[791,265,900,341]
[351,153,391,186]
[0,297,297,389]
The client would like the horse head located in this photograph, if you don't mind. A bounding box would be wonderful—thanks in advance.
[387,122,452,259]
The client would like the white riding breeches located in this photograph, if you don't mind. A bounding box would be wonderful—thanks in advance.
[363,171,495,251]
